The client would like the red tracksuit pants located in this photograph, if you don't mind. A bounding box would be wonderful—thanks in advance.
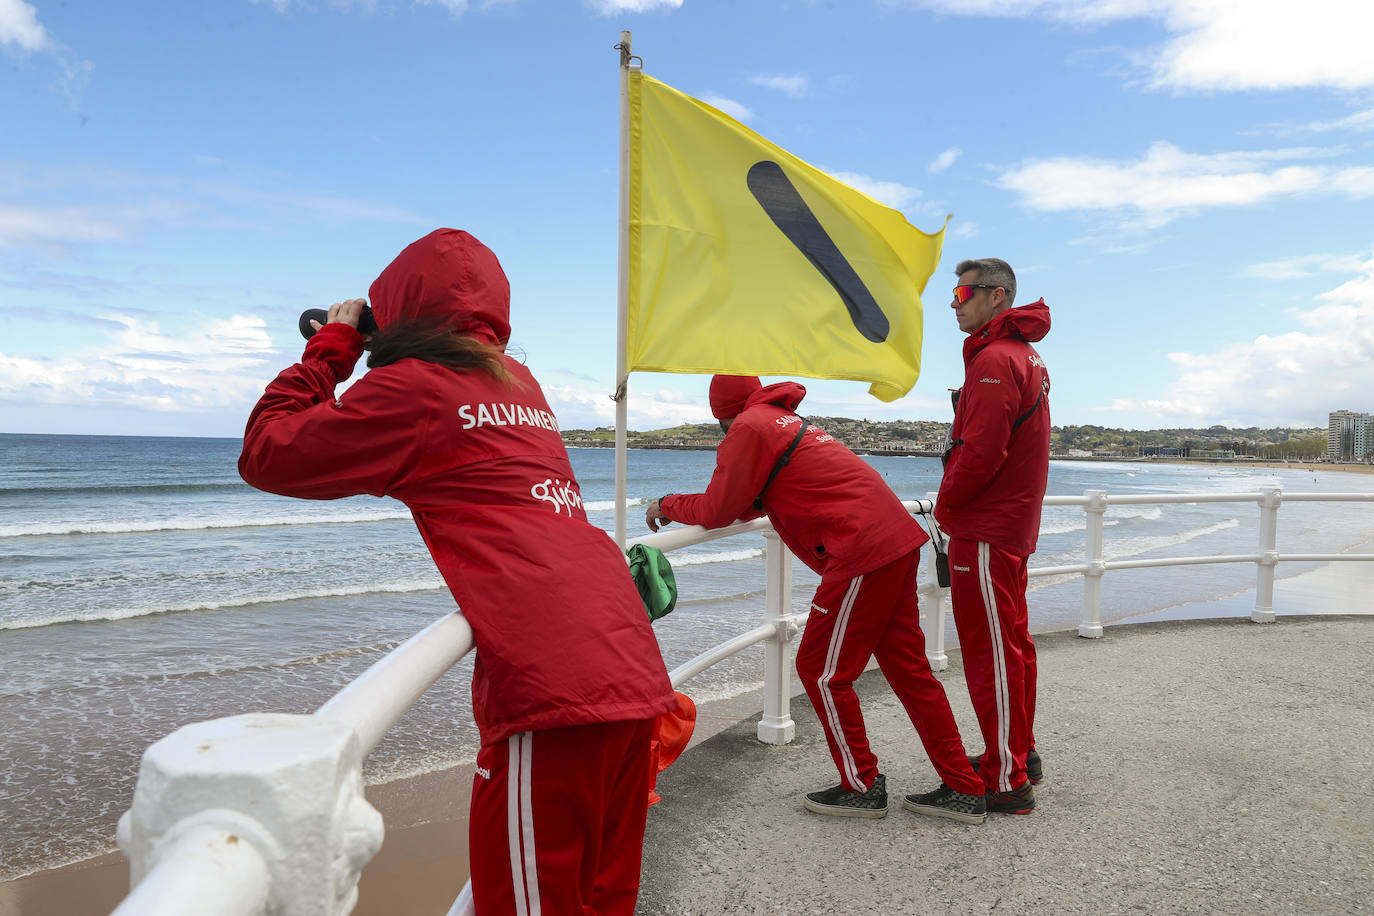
[795,550,983,797]
[947,538,1038,793]
[469,718,655,916]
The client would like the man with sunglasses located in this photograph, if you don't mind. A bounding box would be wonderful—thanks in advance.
[930,258,1051,816]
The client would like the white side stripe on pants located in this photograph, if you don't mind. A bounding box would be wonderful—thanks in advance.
[817,575,864,790]
[977,542,1013,792]
[506,732,541,916]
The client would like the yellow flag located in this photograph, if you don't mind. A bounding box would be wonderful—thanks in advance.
[626,71,946,402]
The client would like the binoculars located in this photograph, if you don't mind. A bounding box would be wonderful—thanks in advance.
[298,305,378,340]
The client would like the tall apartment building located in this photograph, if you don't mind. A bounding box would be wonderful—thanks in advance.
[1328,410,1374,461]
[1356,417,1374,462]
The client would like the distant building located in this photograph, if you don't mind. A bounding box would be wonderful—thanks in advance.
[1328,410,1373,461]
[1356,417,1374,462]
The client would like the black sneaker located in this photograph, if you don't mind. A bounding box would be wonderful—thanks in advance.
[986,781,1036,815]
[803,773,887,818]
[901,783,987,824]
[968,748,1044,785]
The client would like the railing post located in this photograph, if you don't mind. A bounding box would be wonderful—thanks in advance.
[922,492,948,671]
[1079,489,1108,638]
[757,530,796,744]
[116,713,383,916]
[1253,487,1281,624]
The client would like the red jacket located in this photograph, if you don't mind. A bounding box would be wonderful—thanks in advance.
[661,382,927,579]
[239,229,675,745]
[935,301,1051,557]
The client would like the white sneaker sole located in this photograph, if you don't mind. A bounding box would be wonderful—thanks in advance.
[900,797,987,824]
[803,798,887,818]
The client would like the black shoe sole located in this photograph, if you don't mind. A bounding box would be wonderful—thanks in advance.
[986,785,1036,815]
[987,801,1036,815]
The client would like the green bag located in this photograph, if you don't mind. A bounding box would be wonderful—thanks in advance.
[627,543,678,622]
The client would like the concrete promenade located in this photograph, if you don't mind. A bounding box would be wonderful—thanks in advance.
[639,615,1374,916]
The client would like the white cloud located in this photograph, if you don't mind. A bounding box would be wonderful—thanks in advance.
[1099,252,1374,425]
[950,220,978,239]
[996,141,1373,228]
[0,0,49,52]
[0,163,422,251]
[749,74,809,98]
[253,0,516,13]
[928,147,961,173]
[698,93,754,123]
[1242,252,1370,280]
[890,0,1374,92]
[541,384,714,430]
[820,167,922,210]
[0,201,188,247]
[415,0,517,13]
[0,314,282,413]
[1296,108,1374,133]
[589,0,683,13]
[1147,1,1374,92]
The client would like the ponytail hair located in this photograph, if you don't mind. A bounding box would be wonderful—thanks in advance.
[366,319,513,384]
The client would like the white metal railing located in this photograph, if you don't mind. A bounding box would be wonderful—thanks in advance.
[112,487,1374,914]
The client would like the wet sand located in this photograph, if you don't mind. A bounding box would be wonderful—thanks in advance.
[0,768,472,916]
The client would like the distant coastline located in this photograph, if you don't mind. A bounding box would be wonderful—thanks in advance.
[562,443,1374,474]
[561,419,1336,464]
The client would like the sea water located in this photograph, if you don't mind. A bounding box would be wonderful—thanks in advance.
[3,432,1374,879]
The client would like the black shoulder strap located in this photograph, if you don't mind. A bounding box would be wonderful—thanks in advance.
[754,417,807,511]
[944,389,1042,468]
[1012,390,1045,431]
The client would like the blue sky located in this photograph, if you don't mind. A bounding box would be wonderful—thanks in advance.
[4,0,1373,437]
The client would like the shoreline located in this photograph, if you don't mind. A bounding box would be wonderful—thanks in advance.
[1141,457,1374,474]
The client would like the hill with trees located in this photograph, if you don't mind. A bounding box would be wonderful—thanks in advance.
[562,419,1330,459]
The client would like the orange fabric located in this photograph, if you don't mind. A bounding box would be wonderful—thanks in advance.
[646,692,697,806]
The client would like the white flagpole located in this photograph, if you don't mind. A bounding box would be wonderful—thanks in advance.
[613,31,634,549]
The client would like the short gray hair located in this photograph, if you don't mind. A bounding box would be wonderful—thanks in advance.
[955,258,1016,308]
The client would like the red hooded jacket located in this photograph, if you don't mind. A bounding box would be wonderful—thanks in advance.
[661,382,928,579]
[935,301,1051,557]
[239,230,675,745]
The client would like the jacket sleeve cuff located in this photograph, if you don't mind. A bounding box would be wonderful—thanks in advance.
[302,322,366,384]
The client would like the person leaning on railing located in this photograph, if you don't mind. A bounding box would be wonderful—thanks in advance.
[645,375,989,824]
[238,229,676,915]
[938,256,1052,815]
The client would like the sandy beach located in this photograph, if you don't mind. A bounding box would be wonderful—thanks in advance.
[1144,457,1374,474]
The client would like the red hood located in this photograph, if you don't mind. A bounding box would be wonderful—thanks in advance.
[743,380,807,413]
[368,228,511,346]
[964,299,1050,361]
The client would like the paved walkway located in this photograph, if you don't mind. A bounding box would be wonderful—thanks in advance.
[639,615,1374,916]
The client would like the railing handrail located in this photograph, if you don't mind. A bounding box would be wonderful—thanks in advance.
[113,485,1374,915]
